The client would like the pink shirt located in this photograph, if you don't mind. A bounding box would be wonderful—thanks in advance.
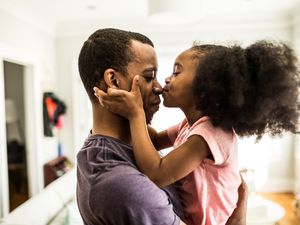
[167,116,241,225]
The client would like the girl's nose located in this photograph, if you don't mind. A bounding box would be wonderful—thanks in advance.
[165,76,171,84]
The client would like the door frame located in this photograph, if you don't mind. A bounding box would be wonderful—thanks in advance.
[0,43,43,217]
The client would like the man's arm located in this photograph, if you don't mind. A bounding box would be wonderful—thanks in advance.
[148,125,173,150]
[225,176,248,225]
[178,178,248,225]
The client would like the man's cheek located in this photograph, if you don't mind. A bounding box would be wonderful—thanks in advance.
[139,90,146,105]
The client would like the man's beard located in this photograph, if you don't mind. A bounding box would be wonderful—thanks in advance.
[145,112,154,125]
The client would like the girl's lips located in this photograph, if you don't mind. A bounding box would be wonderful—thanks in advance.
[162,92,167,99]
[162,87,169,92]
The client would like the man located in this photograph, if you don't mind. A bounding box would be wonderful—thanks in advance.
[77,28,247,225]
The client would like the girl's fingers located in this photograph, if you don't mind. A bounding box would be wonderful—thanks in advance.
[93,87,106,98]
[107,87,127,97]
[93,87,106,106]
[131,75,140,93]
[93,85,139,118]
[102,99,124,114]
[93,87,122,104]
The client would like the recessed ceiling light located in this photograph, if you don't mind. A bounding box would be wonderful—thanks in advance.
[148,0,203,24]
[87,5,96,10]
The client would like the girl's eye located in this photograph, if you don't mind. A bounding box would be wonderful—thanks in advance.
[172,65,180,76]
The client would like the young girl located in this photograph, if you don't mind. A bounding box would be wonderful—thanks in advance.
[94,41,300,225]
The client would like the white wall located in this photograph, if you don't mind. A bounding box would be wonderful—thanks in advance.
[55,36,88,160]
[291,2,300,194]
[0,9,57,211]
[291,2,300,55]
[0,9,59,163]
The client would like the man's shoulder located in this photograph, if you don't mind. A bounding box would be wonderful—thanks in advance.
[79,133,131,149]
[77,134,135,164]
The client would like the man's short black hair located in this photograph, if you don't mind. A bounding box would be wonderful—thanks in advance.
[78,28,154,104]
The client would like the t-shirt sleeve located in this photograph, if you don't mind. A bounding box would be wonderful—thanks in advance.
[167,121,182,144]
[187,122,232,166]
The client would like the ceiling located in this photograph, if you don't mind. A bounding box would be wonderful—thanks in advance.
[0,0,299,35]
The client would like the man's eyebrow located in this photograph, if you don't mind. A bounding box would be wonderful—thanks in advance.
[141,68,157,74]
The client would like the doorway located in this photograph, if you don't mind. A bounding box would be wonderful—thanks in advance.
[3,61,29,211]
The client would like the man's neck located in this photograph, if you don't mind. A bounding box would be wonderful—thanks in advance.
[92,104,131,145]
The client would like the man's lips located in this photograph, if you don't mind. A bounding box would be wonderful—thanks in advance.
[151,99,161,112]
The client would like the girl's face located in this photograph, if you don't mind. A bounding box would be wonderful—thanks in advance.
[162,49,199,109]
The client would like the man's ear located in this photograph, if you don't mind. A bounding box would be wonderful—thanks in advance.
[103,69,119,89]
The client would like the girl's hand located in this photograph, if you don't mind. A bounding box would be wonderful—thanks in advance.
[93,75,144,120]
[225,175,248,225]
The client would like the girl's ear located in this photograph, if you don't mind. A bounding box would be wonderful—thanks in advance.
[103,69,119,88]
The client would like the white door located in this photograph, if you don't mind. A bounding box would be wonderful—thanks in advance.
[0,46,43,217]
[0,58,10,217]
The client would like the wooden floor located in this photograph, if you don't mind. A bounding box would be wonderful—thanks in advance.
[8,169,29,211]
[259,192,299,225]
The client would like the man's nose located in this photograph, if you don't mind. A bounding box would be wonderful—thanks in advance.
[152,81,163,95]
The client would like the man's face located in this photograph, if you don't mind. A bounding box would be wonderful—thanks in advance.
[123,40,162,123]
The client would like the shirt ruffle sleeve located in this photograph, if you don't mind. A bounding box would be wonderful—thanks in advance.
[187,121,232,166]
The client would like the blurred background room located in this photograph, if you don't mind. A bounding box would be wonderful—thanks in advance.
[0,0,300,224]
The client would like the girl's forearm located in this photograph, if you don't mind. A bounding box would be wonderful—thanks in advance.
[129,114,162,180]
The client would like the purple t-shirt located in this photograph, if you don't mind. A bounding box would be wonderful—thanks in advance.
[76,134,183,225]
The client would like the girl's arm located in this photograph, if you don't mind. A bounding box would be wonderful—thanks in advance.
[94,77,210,187]
[130,112,210,187]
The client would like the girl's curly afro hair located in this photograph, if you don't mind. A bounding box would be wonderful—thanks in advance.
[191,41,300,139]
